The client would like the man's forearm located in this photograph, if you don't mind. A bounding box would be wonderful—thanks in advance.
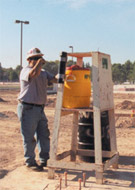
[29,58,45,79]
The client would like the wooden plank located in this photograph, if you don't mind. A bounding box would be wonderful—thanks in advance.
[92,52,100,108]
[61,110,74,116]
[92,52,118,184]
[61,108,135,117]
[93,108,102,164]
[48,160,96,171]
[48,84,64,179]
[67,52,92,58]
[77,57,83,67]
[92,52,102,165]
[77,149,116,158]
[61,107,93,112]
[95,172,103,184]
[99,54,114,110]
[77,149,95,157]
[49,84,64,160]
[56,150,71,160]
[109,109,117,152]
[70,112,79,161]
[95,163,104,184]
[48,168,55,179]
[92,52,114,111]
[103,152,119,170]
[92,51,110,57]
[61,109,135,118]
[61,109,133,117]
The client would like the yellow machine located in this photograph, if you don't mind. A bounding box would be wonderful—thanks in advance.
[63,65,91,108]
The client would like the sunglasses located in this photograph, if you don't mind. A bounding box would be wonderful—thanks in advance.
[30,57,42,61]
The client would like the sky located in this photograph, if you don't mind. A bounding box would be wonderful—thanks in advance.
[0,0,135,68]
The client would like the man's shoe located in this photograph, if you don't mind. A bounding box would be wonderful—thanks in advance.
[26,162,43,172]
[40,161,47,168]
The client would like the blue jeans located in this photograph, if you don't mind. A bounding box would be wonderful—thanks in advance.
[17,103,50,165]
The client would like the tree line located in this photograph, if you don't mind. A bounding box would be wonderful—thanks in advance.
[112,60,135,84]
[0,61,59,82]
[0,60,78,82]
[0,60,135,84]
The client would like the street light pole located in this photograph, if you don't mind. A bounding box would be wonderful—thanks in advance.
[69,46,74,63]
[20,22,23,68]
[15,20,29,68]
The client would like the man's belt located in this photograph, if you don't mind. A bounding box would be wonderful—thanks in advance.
[20,101,44,108]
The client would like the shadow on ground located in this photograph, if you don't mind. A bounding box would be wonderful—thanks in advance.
[0,170,8,179]
[119,156,135,166]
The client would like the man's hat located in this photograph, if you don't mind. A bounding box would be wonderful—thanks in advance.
[27,48,44,60]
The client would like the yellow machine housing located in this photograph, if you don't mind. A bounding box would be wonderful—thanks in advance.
[62,65,91,108]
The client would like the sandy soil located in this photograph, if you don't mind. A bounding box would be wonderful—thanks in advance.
[0,89,135,190]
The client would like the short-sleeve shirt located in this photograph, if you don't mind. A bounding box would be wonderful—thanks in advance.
[18,65,54,105]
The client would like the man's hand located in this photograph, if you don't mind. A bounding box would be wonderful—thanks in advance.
[29,58,45,79]
[37,58,46,65]
[50,75,58,83]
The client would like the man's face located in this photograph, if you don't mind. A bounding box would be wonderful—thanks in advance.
[29,56,42,66]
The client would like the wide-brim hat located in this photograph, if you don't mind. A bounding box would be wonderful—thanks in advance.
[27,47,44,60]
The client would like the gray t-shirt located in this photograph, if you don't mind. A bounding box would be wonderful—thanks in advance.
[18,65,54,105]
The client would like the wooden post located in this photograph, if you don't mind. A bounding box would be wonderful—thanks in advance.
[95,171,103,184]
[109,109,118,169]
[70,112,78,161]
[77,57,83,67]
[92,51,116,184]
[48,84,64,179]
[93,108,103,184]
[109,109,117,152]
[48,168,55,179]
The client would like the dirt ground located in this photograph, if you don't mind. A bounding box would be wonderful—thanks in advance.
[0,89,135,190]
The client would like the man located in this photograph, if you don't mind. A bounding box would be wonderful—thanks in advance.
[17,47,57,171]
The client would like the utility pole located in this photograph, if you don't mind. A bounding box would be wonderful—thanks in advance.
[15,20,29,68]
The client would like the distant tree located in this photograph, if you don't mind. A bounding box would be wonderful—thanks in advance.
[112,63,126,83]
[14,65,22,81]
[2,68,9,81]
[7,68,13,81]
[15,65,22,76]
[123,60,133,81]
[9,70,19,81]
[43,60,59,75]
[84,62,91,69]
[128,62,135,83]
[0,64,3,80]
[66,60,76,67]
